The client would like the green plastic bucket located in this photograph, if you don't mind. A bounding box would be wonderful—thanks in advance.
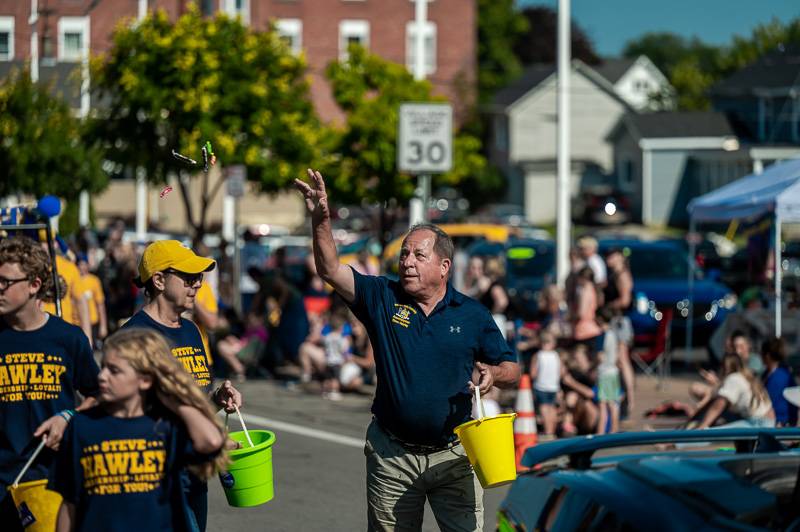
[219,429,276,507]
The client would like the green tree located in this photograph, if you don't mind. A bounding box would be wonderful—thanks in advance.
[477,0,529,104]
[514,6,601,66]
[624,18,800,110]
[0,68,107,201]
[325,46,497,243]
[90,6,323,241]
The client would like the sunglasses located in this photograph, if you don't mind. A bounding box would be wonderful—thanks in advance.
[162,269,204,287]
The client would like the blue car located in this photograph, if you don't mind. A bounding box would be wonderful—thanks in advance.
[598,239,737,347]
[467,239,556,320]
[498,428,800,531]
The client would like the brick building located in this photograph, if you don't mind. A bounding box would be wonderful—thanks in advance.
[0,0,476,231]
[0,0,477,122]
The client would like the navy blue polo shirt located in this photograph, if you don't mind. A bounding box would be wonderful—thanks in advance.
[348,269,514,446]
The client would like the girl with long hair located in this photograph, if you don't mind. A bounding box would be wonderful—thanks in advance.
[695,353,774,429]
[51,328,225,532]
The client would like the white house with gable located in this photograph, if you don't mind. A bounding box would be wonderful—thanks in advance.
[487,56,673,224]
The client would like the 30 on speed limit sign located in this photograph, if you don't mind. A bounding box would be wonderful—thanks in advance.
[398,103,453,174]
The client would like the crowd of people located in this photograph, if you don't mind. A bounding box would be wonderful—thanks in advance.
[3,172,800,530]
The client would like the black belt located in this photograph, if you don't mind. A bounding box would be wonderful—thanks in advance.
[375,419,458,455]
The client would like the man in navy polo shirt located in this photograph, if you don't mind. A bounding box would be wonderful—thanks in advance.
[296,169,520,531]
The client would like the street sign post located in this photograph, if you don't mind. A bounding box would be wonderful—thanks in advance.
[398,103,453,174]
[398,103,452,226]
[225,165,247,198]
[224,165,246,313]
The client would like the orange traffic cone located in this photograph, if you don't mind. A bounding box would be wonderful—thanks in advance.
[513,374,537,472]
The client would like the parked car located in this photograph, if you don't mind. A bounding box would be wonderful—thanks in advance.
[598,239,737,347]
[573,186,632,225]
[498,428,800,531]
[504,239,556,320]
[465,238,555,320]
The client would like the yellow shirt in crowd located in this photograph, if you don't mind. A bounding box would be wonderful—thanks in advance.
[76,273,105,325]
[42,255,80,324]
[194,281,218,365]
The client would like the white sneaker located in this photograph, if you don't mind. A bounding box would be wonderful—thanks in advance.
[326,391,343,401]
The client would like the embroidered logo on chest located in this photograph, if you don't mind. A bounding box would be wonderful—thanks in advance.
[391,304,417,328]
[450,326,461,333]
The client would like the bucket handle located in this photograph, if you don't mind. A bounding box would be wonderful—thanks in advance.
[12,436,47,488]
[225,405,254,448]
[474,385,486,420]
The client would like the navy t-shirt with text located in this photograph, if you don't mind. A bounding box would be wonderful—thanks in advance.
[0,315,99,499]
[348,269,515,446]
[50,407,209,532]
[121,311,211,392]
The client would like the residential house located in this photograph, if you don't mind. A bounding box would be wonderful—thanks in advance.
[608,46,800,227]
[607,112,744,226]
[487,57,672,224]
[593,56,674,112]
[710,45,800,172]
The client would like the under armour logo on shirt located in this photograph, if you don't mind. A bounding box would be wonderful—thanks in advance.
[450,326,461,333]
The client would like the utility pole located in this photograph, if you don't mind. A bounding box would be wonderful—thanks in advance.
[78,7,92,228]
[556,0,572,288]
[409,0,429,227]
[135,3,148,242]
[29,0,38,82]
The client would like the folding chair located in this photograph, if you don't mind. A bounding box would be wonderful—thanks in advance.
[632,308,673,389]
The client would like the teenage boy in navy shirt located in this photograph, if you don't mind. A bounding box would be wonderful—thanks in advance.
[296,170,520,531]
[121,240,242,532]
[0,236,100,531]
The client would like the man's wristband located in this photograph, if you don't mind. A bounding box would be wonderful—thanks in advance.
[58,409,75,423]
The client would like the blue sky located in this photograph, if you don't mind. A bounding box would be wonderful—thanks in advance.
[516,0,800,57]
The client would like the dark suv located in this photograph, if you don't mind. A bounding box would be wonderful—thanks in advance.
[599,239,737,347]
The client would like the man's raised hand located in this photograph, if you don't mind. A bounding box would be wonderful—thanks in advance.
[294,168,330,225]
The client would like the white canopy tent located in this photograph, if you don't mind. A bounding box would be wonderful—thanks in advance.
[687,157,800,341]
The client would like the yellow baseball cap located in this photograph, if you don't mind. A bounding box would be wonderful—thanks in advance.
[136,240,215,284]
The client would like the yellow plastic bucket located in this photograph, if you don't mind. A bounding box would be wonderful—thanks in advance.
[453,413,517,488]
[7,479,62,531]
[219,429,276,508]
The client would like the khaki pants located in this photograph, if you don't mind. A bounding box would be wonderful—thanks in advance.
[364,420,483,532]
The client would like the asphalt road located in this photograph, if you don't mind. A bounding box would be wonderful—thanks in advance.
[206,379,508,531]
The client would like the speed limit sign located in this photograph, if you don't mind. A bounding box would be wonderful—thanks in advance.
[398,103,453,174]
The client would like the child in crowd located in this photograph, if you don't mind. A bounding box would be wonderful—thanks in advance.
[51,328,226,532]
[338,316,375,392]
[560,344,598,436]
[761,337,797,427]
[531,331,561,436]
[216,312,269,382]
[595,309,621,434]
[322,311,351,401]
[0,236,100,532]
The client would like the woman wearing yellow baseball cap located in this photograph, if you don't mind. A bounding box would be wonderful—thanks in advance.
[121,240,242,532]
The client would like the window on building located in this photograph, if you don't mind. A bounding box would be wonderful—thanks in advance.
[634,79,650,93]
[493,115,508,151]
[58,17,89,62]
[339,20,369,61]
[222,0,249,24]
[200,0,215,16]
[405,21,436,76]
[276,19,302,55]
[619,158,635,189]
[0,17,13,61]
